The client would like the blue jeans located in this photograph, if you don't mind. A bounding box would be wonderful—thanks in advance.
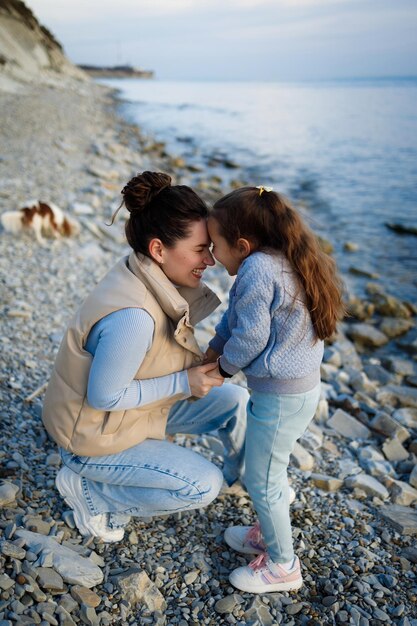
[244,384,321,563]
[60,383,248,526]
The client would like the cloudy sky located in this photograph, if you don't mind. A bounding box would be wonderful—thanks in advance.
[27,0,417,81]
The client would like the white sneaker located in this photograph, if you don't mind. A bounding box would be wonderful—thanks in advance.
[230,553,303,593]
[224,486,296,555]
[225,520,266,554]
[56,467,124,543]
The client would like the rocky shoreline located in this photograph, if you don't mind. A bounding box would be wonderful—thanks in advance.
[0,78,416,626]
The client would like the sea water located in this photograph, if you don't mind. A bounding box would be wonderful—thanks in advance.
[101,78,417,301]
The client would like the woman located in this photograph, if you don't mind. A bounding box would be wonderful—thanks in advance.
[42,171,248,542]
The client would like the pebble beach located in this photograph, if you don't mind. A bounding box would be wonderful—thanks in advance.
[0,77,417,626]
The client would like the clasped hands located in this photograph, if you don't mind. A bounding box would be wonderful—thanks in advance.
[186,348,223,398]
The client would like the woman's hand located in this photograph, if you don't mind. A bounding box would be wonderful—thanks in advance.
[206,363,223,379]
[187,362,224,398]
[203,347,220,363]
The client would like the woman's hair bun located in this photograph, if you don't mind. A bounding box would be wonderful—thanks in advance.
[121,171,172,214]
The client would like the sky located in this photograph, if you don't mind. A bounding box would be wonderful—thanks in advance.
[27,0,417,81]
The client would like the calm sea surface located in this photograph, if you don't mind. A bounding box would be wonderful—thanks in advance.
[102,78,417,301]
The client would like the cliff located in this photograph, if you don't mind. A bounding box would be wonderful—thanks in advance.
[0,0,87,89]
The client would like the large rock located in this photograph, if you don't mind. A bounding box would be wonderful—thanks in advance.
[116,568,166,612]
[290,442,314,470]
[36,567,64,591]
[70,585,101,608]
[348,369,378,395]
[310,473,343,492]
[357,446,397,478]
[299,427,323,452]
[346,296,374,321]
[379,318,414,339]
[382,357,415,377]
[215,595,238,614]
[346,323,389,348]
[0,481,19,506]
[366,287,412,319]
[357,445,385,463]
[392,407,417,429]
[384,385,417,408]
[244,597,275,625]
[327,409,371,440]
[379,504,417,535]
[409,465,417,489]
[331,338,363,369]
[15,530,103,588]
[382,438,409,462]
[361,458,397,479]
[363,363,394,386]
[370,412,410,442]
[389,480,417,506]
[345,474,389,500]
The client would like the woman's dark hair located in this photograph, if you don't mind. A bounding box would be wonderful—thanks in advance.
[211,187,345,340]
[116,171,208,254]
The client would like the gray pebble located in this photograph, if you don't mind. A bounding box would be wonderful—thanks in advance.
[214,595,238,614]
[1,541,26,560]
[285,602,304,615]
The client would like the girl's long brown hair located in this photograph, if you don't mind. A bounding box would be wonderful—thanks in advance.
[211,187,344,340]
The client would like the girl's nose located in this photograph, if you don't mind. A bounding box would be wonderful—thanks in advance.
[204,250,215,266]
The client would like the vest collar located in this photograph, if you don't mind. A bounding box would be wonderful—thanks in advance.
[127,252,220,325]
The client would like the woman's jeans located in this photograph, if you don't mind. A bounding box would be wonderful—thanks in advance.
[60,384,248,526]
[244,384,321,563]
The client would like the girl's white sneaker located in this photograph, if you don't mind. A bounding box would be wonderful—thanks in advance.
[224,520,265,554]
[224,486,296,555]
[229,553,303,593]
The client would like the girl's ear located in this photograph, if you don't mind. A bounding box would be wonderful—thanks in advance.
[148,238,164,264]
[237,237,253,259]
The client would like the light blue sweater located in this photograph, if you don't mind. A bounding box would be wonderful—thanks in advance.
[209,251,323,393]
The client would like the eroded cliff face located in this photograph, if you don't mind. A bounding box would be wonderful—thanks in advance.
[0,0,87,87]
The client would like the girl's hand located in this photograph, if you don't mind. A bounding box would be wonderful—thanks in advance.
[187,362,224,398]
[203,347,220,363]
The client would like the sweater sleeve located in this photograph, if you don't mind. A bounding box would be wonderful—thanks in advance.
[85,308,191,411]
[208,309,231,354]
[219,258,282,375]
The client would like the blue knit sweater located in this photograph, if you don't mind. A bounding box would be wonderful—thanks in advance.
[209,252,323,393]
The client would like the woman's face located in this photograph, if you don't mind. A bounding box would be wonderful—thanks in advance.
[157,219,215,287]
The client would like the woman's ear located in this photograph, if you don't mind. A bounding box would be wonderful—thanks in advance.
[237,238,253,259]
[148,238,164,264]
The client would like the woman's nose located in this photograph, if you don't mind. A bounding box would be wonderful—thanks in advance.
[204,250,215,266]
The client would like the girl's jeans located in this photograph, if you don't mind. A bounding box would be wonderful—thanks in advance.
[60,384,248,527]
[245,384,321,563]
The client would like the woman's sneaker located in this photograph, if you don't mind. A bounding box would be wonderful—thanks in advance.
[229,553,303,593]
[56,467,124,543]
[224,486,296,555]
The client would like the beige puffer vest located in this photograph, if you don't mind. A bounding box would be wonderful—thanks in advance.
[42,252,220,456]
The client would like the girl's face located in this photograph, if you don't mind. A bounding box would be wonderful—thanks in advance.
[155,218,215,288]
[207,217,244,276]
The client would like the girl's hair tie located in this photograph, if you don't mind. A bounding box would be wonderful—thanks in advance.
[256,185,273,196]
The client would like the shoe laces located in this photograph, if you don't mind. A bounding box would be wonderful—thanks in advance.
[245,521,264,548]
[249,552,270,571]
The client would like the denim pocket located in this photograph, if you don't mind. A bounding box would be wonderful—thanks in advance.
[249,392,306,423]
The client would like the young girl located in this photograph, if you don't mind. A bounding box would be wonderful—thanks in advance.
[206,186,344,593]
